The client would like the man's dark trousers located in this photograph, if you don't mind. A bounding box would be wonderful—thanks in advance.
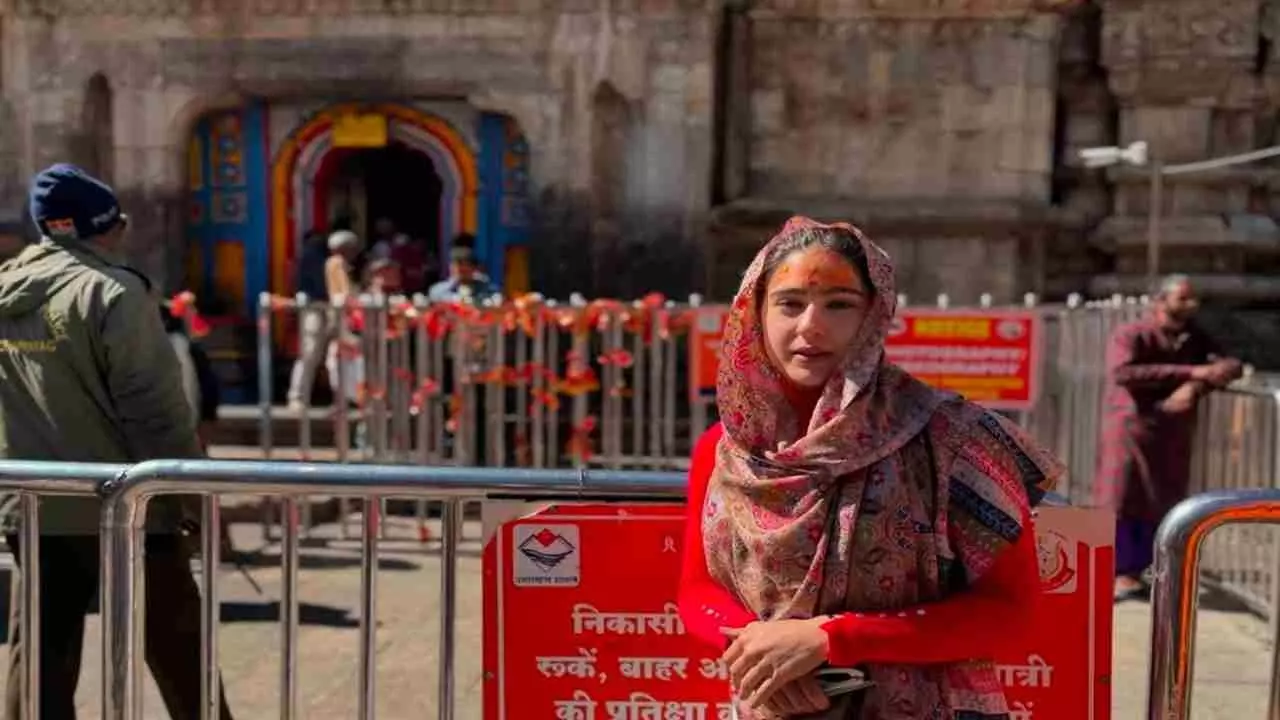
[4,533,234,719]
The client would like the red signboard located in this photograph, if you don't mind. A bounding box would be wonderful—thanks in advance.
[483,503,1112,720]
[686,307,1042,410]
[884,309,1042,411]
[1000,505,1114,720]
[688,308,728,398]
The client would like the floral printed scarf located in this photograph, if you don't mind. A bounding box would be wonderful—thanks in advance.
[702,217,1064,719]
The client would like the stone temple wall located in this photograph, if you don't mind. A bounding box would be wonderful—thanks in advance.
[0,0,717,298]
[5,1,1280,365]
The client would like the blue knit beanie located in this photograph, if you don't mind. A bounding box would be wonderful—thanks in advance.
[28,163,124,241]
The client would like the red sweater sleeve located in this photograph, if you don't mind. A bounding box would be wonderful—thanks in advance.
[820,506,1041,667]
[678,423,758,650]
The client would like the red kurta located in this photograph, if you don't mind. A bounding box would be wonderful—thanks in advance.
[1093,318,1219,522]
[678,423,1041,667]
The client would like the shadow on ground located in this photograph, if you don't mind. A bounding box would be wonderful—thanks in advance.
[1110,581,1261,615]
[219,600,363,628]
[226,551,423,571]
[1196,584,1261,614]
[64,600,364,631]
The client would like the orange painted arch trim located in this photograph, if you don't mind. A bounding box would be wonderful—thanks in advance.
[269,102,480,299]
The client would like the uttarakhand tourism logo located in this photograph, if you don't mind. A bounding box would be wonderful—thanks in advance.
[513,524,581,587]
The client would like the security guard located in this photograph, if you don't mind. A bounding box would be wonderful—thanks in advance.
[0,164,234,719]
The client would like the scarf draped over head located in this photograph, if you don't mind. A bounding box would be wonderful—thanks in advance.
[702,217,1065,719]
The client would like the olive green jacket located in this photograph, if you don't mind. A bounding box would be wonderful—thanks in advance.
[0,238,203,534]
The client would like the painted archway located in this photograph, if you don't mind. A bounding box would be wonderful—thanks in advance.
[269,103,479,297]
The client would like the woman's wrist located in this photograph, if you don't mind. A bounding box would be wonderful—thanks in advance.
[808,614,838,660]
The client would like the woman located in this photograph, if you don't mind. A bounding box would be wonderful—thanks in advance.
[678,217,1064,719]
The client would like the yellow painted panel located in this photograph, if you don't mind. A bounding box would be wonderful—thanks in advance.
[505,245,530,297]
[333,112,388,149]
[212,240,246,314]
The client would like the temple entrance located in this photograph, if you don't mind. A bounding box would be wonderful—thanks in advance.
[317,141,444,294]
[270,104,481,307]
[183,101,533,403]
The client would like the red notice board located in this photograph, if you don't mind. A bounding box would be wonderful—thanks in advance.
[686,307,1044,411]
[482,504,1112,720]
[884,309,1043,411]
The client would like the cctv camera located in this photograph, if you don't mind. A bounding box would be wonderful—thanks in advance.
[1079,147,1122,168]
[1120,141,1149,166]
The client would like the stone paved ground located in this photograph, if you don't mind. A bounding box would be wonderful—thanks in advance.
[1112,593,1275,719]
[0,508,1273,719]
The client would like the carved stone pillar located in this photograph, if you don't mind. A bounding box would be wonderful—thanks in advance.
[1094,0,1277,299]
[705,0,1076,303]
[0,97,25,226]
[537,4,717,298]
[1044,1,1117,298]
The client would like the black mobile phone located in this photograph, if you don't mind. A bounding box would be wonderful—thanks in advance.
[815,667,875,697]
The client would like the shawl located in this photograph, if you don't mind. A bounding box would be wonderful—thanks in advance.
[702,217,1064,719]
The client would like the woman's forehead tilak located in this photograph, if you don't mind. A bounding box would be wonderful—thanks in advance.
[771,248,862,291]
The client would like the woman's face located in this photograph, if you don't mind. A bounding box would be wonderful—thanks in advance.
[761,245,871,388]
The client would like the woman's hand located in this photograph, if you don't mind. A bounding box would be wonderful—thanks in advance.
[721,617,831,708]
[758,675,831,717]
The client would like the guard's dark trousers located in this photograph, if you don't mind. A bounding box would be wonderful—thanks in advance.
[4,534,234,720]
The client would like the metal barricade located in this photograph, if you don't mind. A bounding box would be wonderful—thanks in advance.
[0,461,127,720]
[98,459,686,720]
[1188,386,1280,619]
[1147,489,1280,720]
[258,291,1149,506]
[1028,296,1147,503]
[260,292,696,471]
[257,290,703,543]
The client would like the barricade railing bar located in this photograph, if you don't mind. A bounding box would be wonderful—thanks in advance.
[98,459,688,720]
[1147,489,1280,720]
[0,461,129,720]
